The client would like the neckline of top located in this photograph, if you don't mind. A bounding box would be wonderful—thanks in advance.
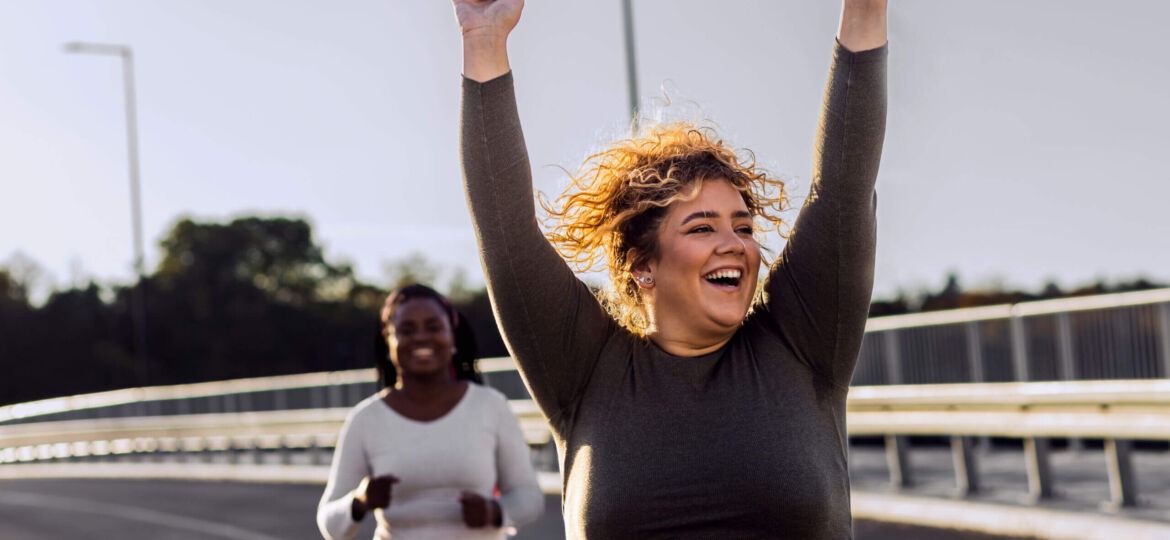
[645,333,734,362]
[377,383,475,426]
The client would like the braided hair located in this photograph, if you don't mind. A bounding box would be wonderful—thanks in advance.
[375,283,481,388]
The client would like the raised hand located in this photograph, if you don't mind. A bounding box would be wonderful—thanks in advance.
[351,474,400,520]
[453,0,522,81]
[452,0,523,41]
[458,490,502,528]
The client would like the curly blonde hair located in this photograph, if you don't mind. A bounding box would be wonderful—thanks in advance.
[540,122,789,335]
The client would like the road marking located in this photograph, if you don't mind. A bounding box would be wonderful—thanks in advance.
[0,490,281,540]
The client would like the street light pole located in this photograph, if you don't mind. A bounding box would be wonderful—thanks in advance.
[64,42,150,388]
[621,0,640,132]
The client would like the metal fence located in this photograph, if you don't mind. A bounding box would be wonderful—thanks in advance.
[5,288,1170,518]
[0,357,540,466]
[6,378,1170,513]
[3,288,1169,430]
[851,288,1170,386]
[0,358,528,427]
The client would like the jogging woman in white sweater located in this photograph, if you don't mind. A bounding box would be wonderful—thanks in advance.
[317,284,544,540]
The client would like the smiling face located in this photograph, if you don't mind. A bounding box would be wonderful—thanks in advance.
[640,178,761,347]
[386,298,456,380]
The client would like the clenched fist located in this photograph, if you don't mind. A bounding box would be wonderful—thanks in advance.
[351,475,400,520]
[452,0,523,41]
[458,490,502,528]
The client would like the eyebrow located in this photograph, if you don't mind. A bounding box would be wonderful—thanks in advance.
[397,315,445,326]
[680,210,752,226]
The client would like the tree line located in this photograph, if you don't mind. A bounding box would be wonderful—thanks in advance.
[0,217,504,406]
[0,216,1162,406]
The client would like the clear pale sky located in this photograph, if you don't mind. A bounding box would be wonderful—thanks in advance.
[2,0,1168,302]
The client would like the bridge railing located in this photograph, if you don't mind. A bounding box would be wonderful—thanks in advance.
[3,288,1167,429]
[849,379,1170,509]
[0,399,551,466]
[853,288,1170,386]
[4,287,1170,512]
[4,378,1168,513]
[0,357,527,426]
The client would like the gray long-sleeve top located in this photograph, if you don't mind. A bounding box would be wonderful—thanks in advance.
[460,41,886,539]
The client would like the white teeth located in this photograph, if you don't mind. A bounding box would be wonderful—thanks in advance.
[704,269,742,280]
[414,347,434,356]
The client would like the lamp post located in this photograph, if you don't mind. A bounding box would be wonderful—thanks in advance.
[621,0,640,132]
[64,42,149,388]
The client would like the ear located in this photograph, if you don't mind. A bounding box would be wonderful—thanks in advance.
[628,248,655,289]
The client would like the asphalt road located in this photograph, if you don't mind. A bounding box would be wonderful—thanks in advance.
[0,477,1030,540]
[0,478,566,540]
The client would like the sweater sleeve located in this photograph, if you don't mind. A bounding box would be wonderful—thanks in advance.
[317,410,370,540]
[460,72,616,427]
[757,41,887,388]
[492,394,545,528]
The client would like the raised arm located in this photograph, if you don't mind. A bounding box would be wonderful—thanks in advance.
[757,0,888,388]
[454,0,616,428]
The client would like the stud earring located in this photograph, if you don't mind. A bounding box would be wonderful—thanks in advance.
[636,276,654,285]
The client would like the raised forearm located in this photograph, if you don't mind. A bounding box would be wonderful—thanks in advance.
[837,0,888,52]
[463,36,510,82]
[454,0,522,82]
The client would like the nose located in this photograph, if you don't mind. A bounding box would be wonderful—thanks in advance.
[715,228,746,255]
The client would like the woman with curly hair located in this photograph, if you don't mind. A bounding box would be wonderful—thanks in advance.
[454,0,887,537]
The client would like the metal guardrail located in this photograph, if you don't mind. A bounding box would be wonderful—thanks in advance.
[0,370,376,424]
[3,288,1170,516]
[0,399,551,466]
[0,357,522,425]
[3,288,1167,427]
[0,409,348,465]
[5,378,1168,513]
[854,288,1170,386]
[848,380,1170,510]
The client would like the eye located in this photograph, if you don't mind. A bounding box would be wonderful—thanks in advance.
[736,225,754,235]
[687,225,713,234]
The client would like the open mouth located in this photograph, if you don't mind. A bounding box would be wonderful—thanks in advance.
[703,269,742,289]
[412,347,435,358]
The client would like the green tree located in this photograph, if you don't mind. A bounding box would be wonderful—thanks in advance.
[147,217,372,382]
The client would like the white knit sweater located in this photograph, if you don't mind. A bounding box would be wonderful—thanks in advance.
[316,384,544,540]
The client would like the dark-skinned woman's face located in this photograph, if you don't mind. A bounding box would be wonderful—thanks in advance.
[386,298,455,379]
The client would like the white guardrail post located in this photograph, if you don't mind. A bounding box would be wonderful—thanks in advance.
[1104,438,1138,510]
[950,434,979,496]
[1023,437,1054,503]
[880,329,913,488]
[1159,302,1170,380]
[1055,312,1084,454]
[1009,310,1055,502]
[960,320,986,489]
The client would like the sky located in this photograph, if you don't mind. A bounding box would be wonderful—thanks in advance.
[2,0,1168,303]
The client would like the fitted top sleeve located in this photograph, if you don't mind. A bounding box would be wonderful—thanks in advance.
[756,41,887,389]
[490,391,545,527]
[460,73,617,428]
[316,409,368,540]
